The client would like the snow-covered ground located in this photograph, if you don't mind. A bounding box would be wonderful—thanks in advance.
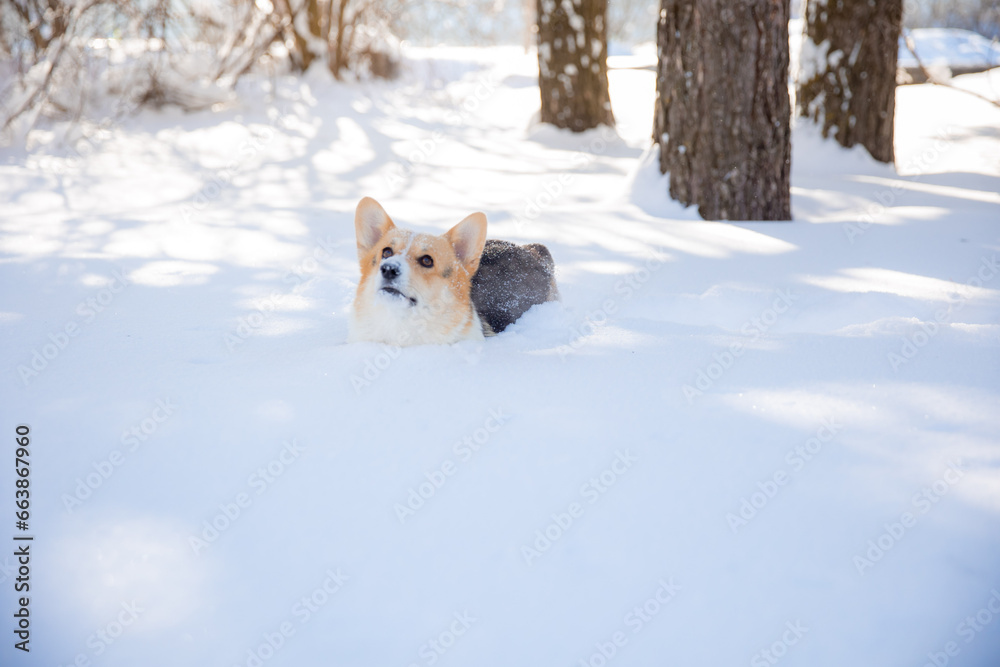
[2,48,999,667]
[899,28,1000,74]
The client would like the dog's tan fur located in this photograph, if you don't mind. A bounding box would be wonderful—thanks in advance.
[349,197,488,345]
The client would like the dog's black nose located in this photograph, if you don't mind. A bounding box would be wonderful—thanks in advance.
[381,263,400,281]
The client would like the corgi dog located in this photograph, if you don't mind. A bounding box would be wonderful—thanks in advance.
[349,197,558,345]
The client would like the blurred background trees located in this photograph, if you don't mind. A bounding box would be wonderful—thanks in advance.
[0,0,996,145]
[0,0,404,137]
[536,0,614,132]
[796,0,903,164]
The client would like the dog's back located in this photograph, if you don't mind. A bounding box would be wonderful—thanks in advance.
[472,240,560,334]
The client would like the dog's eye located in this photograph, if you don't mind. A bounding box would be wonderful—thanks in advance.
[381,247,393,259]
[418,255,434,268]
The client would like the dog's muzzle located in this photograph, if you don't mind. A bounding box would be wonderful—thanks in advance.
[378,259,417,306]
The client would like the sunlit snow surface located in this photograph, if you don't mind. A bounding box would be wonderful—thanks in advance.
[899,28,1000,71]
[1,47,999,667]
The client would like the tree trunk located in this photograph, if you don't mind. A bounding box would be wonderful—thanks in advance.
[330,0,350,79]
[653,0,791,221]
[536,0,614,132]
[275,0,315,72]
[797,0,902,164]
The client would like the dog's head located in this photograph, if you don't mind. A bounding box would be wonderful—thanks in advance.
[350,197,487,344]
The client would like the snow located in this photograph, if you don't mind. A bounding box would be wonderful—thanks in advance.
[2,47,1000,667]
[899,28,1000,71]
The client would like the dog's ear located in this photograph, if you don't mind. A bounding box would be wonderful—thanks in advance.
[444,212,487,274]
[355,197,395,259]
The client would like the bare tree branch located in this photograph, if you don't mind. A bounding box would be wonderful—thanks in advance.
[1,0,103,133]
